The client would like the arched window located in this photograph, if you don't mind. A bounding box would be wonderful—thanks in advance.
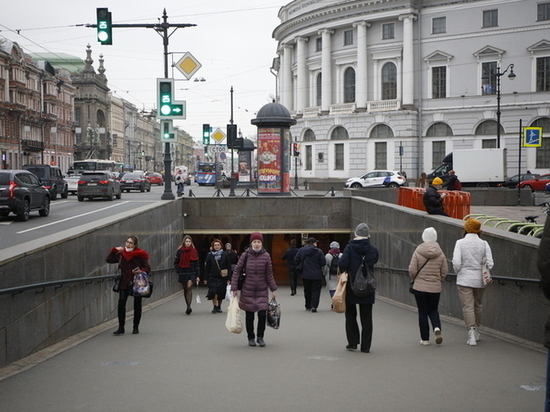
[475,120,503,135]
[533,117,550,168]
[316,73,322,107]
[330,126,349,140]
[370,124,394,138]
[303,129,316,141]
[344,67,355,103]
[426,122,453,137]
[381,63,397,100]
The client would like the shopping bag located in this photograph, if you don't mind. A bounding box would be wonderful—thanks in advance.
[225,296,243,334]
[267,298,281,329]
[132,271,153,298]
[331,271,348,313]
[225,284,233,301]
[196,280,201,304]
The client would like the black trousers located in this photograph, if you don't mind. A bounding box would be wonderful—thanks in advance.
[246,310,267,340]
[302,278,322,310]
[117,288,143,329]
[288,268,299,293]
[345,303,373,352]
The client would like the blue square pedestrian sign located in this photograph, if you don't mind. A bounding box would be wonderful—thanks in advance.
[523,127,543,147]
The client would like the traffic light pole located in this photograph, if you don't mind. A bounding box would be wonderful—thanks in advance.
[228,87,236,197]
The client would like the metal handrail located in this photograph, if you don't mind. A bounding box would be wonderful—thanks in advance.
[0,267,173,296]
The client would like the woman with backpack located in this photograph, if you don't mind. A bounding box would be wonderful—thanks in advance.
[324,241,342,301]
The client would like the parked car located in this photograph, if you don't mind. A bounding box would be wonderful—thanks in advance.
[0,170,50,221]
[518,173,550,191]
[77,171,122,201]
[64,174,81,195]
[146,172,164,186]
[345,170,406,188]
[22,164,68,200]
[499,173,540,188]
[119,173,152,192]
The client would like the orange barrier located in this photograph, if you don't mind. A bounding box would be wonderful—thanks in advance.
[398,187,471,219]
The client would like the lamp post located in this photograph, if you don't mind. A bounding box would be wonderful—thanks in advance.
[486,63,516,149]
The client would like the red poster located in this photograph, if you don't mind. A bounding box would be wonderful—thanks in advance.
[257,128,281,193]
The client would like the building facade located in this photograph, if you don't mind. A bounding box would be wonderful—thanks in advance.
[272,0,550,181]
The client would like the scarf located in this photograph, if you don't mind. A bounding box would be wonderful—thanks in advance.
[179,246,199,268]
[121,247,149,263]
[329,248,340,255]
[211,249,223,261]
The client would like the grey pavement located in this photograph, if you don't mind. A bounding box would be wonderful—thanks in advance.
[0,287,545,411]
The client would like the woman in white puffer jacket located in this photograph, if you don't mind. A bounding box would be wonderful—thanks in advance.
[452,218,494,346]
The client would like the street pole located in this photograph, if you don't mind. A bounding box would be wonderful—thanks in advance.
[490,63,515,149]
[294,137,299,189]
[229,86,236,197]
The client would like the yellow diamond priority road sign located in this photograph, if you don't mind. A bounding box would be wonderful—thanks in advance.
[211,128,226,143]
[175,52,202,80]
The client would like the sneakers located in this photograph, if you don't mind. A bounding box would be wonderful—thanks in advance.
[467,327,477,346]
[420,340,430,346]
[434,327,443,345]
[257,338,266,347]
[474,328,481,342]
[248,339,257,347]
[346,344,357,351]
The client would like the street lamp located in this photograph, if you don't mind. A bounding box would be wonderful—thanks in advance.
[484,63,516,148]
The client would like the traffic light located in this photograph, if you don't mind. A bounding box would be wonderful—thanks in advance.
[293,143,300,156]
[96,8,112,45]
[161,120,175,142]
[157,79,185,118]
[227,124,237,148]
[202,124,210,145]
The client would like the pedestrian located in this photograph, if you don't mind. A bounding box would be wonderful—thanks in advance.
[281,239,299,295]
[537,216,550,412]
[416,172,428,188]
[408,227,448,346]
[452,218,494,346]
[338,223,379,353]
[231,232,277,347]
[443,170,459,190]
[324,241,342,300]
[295,237,326,312]
[423,177,449,216]
[174,234,201,315]
[204,238,231,313]
[175,169,185,197]
[106,235,151,335]
[225,242,238,272]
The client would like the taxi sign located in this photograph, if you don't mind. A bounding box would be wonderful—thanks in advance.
[175,52,202,80]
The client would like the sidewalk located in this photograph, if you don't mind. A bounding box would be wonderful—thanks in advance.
[0,287,545,411]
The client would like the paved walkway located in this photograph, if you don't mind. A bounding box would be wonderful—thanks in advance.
[0,287,545,411]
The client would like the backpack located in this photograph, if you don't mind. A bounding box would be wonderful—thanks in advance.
[455,178,462,190]
[329,254,340,278]
[351,255,376,297]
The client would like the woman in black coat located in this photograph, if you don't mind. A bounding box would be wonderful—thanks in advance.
[338,223,379,353]
[204,238,231,313]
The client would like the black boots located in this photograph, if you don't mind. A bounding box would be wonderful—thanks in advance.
[113,328,124,336]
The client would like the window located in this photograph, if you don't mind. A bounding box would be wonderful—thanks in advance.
[538,3,550,21]
[344,30,353,46]
[316,73,322,106]
[370,124,394,138]
[534,118,550,168]
[316,37,322,52]
[304,129,316,141]
[481,61,498,95]
[482,9,498,28]
[381,63,397,100]
[344,67,355,103]
[375,142,387,169]
[432,67,446,98]
[432,141,446,169]
[432,17,446,34]
[475,120,503,136]
[382,23,395,39]
[331,126,349,140]
[334,143,344,170]
[426,122,453,137]
[482,139,497,148]
[305,145,312,170]
[537,56,550,92]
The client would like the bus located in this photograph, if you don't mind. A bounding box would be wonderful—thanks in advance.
[69,159,116,174]
[196,162,216,186]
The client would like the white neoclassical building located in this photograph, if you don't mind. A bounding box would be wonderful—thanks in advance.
[272,0,550,182]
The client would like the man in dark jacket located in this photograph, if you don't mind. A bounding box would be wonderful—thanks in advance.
[295,237,326,312]
[443,170,459,190]
[537,217,550,412]
[423,177,449,216]
[281,239,299,296]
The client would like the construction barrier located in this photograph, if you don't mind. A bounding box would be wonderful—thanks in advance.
[398,187,470,219]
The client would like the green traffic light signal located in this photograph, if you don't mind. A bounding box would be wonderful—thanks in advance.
[159,80,173,116]
[202,124,210,145]
[96,8,112,45]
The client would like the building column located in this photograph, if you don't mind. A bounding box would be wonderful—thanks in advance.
[353,21,370,111]
[399,13,416,107]
[319,29,333,114]
[296,37,308,114]
[281,43,293,111]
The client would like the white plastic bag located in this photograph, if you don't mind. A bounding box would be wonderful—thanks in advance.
[225,295,243,334]
[225,284,233,301]
[196,280,201,304]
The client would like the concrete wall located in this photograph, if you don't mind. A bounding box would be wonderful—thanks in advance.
[0,200,184,368]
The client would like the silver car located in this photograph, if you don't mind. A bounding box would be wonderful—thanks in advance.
[77,171,122,201]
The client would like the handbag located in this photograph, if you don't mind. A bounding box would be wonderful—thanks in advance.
[331,271,348,313]
[351,255,376,297]
[215,259,228,277]
[267,298,281,329]
[132,271,153,298]
[409,258,431,294]
[482,260,492,285]
[225,295,243,333]
[237,252,249,290]
[112,271,122,293]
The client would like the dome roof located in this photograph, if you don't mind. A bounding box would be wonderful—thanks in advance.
[251,102,297,127]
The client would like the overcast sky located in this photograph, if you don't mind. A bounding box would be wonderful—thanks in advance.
[1,0,289,142]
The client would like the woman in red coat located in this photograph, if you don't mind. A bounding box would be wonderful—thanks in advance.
[231,232,277,347]
[106,235,151,335]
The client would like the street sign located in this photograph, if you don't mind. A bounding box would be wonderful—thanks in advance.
[175,52,202,80]
[523,127,543,147]
[211,128,226,143]
[209,145,227,153]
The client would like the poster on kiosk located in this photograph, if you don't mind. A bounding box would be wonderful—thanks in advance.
[257,128,290,195]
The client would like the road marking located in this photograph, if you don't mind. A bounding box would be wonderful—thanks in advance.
[16,202,131,234]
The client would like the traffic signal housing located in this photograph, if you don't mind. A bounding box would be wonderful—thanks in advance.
[96,8,112,45]
[293,143,300,156]
[202,124,210,145]
[157,79,185,119]
[227,124,237,148]
[161,120,175,142]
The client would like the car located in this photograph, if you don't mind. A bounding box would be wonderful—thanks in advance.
[518,173,550,191]
[146,172,164,186]
[345,170,406,189]
[22,164,68,200]
[0,170,51,221]
[77,171,122,201]
[64,174,81,195]
[119,172,152,192]
[499,173,540,188]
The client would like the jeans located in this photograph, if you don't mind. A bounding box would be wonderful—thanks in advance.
[457,285,484,328]
[117,288,143,329]
[413,290,442,340]
[288,268,298,294]
[546,350,550,412]
[302,278,322,309]
[345,303,373,352]
[246,310,267,340]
